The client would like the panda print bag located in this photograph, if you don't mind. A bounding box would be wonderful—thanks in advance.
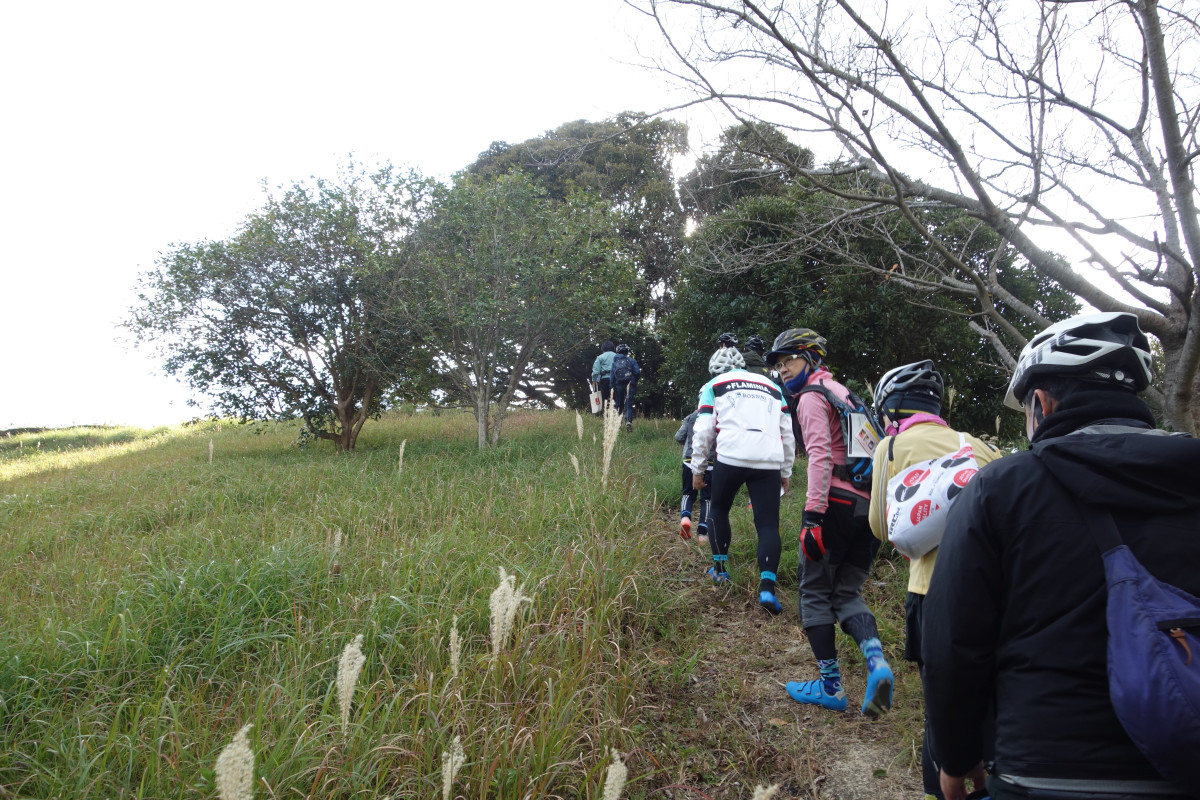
[884,433,981,559]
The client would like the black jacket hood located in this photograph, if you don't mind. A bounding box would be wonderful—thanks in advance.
[1033,428,1200,514]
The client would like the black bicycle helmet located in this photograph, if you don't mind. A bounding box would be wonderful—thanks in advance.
[766,327,827,367]
[745,334,767,356]
[615,343,631,355]
[718,332,739,347]
[1004,312,1153,409]
[874,359,944,421]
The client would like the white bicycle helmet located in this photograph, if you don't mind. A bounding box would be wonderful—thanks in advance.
[708,347,746,375]
[1004,312,1154,409]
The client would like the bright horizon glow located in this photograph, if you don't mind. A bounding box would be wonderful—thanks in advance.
[0,1,722,430]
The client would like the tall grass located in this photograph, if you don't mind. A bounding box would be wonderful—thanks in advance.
[0,412,684,798]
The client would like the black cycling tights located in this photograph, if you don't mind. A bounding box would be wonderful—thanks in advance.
[708,461,782,581]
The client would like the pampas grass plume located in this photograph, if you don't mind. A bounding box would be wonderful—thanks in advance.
[996,414,1002,436]
[601,402,621,488]
[441,735,465,800]
[336,634,366,738]
[449,615,461,679]
[601,748,628,800]
[397,439,407,474]
[576,411,584,440]
[751,784,780,800]
[570,453,580,475]
[489,567,530,661]
[208,438,214,465]
[215,723,254,800]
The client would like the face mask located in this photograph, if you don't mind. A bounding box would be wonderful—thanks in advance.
[784,366,809,393]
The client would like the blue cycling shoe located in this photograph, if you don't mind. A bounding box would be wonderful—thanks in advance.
[759,590,782,614]
[705,566,730,585]
[785,679,847,711]
[861,661,894,718]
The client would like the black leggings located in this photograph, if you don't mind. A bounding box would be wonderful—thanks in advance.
[708,461,782,579]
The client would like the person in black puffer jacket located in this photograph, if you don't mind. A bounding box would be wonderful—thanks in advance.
[923,312,1200,800]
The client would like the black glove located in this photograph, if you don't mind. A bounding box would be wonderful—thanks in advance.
[801,509,827,561]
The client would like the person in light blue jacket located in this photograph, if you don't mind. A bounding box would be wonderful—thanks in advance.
[590,341,616,410]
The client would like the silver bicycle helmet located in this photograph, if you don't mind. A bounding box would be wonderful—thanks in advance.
[1004,312,1153,409]
[874,360,944,414]
[708,347,746,375]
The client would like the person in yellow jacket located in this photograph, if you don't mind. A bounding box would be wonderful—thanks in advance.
[868,360,1003,800]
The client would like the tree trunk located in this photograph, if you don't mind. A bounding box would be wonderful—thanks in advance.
[1186,368,1200,435]
[490,405,506,447]
[474,391,490,450]
[327,406,357,451]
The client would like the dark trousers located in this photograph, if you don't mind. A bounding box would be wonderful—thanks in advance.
[907,590,944,800]
[797,489,879,627]
[597,378,612,408]
[612,379,636,423]
[708,461,782,581]
[681,464,713,530]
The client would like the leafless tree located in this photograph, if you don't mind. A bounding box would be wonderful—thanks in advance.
[633,0,1200,432]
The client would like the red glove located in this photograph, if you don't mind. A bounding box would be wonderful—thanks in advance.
[801,510,827,561]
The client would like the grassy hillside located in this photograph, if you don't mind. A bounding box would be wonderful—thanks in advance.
[0,412,919,799]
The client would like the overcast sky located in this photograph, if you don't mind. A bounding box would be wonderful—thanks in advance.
[0,1,725,429]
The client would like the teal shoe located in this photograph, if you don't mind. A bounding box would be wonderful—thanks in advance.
[786,679,847,711]
[862,661,894,718]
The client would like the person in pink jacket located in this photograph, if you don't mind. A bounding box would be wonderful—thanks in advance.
[767,327,894,718]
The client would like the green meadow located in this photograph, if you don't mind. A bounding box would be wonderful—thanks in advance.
[0,412,919,799]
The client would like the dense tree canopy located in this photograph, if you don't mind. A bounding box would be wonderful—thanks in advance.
[665,175,1079,437]
[468,113,689,415]
[680,121,813,218]
[393,171,635,448]
[128,165,435,450]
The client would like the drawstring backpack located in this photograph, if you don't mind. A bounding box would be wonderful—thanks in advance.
[883,432,982,559]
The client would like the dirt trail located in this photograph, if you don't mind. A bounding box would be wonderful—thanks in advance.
[643,528,924,800]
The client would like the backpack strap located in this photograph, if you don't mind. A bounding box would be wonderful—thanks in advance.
[1042,466,1125,554]
[873,435,896,536]
[796,382,841,411]
[1075,501,1125,554]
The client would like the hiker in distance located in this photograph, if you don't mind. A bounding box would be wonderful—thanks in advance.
[610,344,640,432]
[591,341,616,411]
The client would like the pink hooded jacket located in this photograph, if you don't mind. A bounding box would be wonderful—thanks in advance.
[795,367,869,512]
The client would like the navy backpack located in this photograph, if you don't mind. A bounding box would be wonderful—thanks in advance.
[1078,502,1200,797]
[611,355,636,385]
